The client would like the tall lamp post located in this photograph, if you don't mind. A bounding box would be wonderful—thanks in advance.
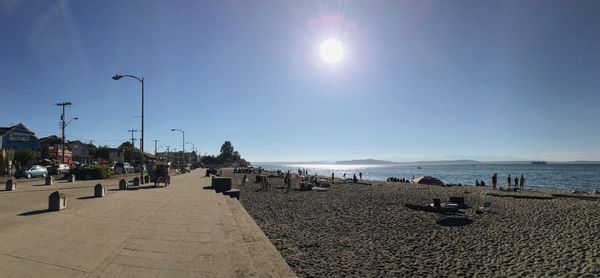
[113,73,145,184]
[171,129,185,168]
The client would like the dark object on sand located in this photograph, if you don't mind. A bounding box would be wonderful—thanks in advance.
[405,203,460,214]
[255,175,266,183]
[448,197,470,209]
[412,176,445,186]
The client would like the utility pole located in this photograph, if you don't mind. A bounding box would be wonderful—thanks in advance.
[153,140,159,155]
[56,102,72,164]
[128,129,138,148]
[165,146,170,162]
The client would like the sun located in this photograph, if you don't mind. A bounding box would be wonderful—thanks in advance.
[319,38,344,64]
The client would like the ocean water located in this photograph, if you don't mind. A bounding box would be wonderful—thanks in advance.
[253,163,600,191]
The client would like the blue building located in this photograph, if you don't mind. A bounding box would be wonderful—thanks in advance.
[0,123,38,151]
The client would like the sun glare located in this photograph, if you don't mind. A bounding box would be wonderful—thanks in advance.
[319,38,344,64]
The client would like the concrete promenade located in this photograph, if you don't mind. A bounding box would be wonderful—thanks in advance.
[0,170,295,277]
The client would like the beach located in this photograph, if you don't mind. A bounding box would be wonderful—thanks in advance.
[224,169,600,277]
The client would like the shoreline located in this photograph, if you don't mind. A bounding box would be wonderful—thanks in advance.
[253,164,600,192]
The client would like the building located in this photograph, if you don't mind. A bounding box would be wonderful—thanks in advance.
[68,140,96,165]
[38,135,72,164]
[109,148,124,162]
[0,123,38,151]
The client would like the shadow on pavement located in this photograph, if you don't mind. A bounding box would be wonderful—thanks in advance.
[77,196,99,200]
[18,209,51,216]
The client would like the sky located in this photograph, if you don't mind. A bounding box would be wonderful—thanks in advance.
[1,0,600,162]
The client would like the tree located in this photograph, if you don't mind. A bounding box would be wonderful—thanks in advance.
[14,149,36,167]
[95,146,110,160]
[219,141,234,160]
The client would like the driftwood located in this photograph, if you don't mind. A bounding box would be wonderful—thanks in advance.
[551,194,600,201]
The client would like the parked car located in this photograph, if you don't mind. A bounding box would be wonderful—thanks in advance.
[56,164,70,174]
[15,165,48,179]
[134,163,146,173]
[113,162,134,174]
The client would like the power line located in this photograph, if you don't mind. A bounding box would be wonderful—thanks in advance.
[0,75,55,101]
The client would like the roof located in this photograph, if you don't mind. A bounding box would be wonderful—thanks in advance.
[0,123,35,137]
[39,135,63,144]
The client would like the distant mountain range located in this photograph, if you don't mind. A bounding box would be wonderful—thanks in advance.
[334,159,395,165]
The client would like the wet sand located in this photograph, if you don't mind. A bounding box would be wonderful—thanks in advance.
[224,169,600,277]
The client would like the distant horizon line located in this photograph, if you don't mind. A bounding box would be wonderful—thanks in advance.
[251,159,600,164]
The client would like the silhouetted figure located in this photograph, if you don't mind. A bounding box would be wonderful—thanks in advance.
[507,175,512,188]
[359,172,362,180]
[343,173,346,178]
[492,173,498,189]
[519,175,525,189]
[353,173,358,183]
[475,180,480,186]
[514,176,519,188]
[331,172,335,183]
[481,180,486,186]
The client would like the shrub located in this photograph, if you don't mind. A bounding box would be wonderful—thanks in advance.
[72,165,111,180]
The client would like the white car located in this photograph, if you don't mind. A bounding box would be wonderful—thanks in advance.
[57,164,70,174]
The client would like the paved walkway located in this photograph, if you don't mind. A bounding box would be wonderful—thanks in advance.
[0,170,295,277]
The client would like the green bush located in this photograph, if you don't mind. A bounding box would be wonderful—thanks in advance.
[72,165,112,180]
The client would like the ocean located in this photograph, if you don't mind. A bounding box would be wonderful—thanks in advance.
[253,163,600,191]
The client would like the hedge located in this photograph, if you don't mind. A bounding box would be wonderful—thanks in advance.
[72,165,112,180]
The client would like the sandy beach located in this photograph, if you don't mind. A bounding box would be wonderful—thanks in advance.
[223,169,600,277]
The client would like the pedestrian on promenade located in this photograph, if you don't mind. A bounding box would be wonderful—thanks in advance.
[507,175,512,188]
[492,173,498,189]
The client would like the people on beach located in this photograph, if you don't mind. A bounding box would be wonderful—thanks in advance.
[519,175,525,189]
[353,173,358,183]
[492,173,498,189]
[359,172,363,181]
[507,175,512,188]
[514,176,519,188]
[475,180,480,186]
[331,172,335,183]
[480,180,486,186]
[343,173,346,179]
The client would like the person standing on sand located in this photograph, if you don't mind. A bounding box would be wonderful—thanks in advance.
[507,175,512,188]
[359,172,363,180]
[492,173,498,189]
[520,175,525,189]
[353,173,357,183]
[331,172,335,183]
[514,176,519,188]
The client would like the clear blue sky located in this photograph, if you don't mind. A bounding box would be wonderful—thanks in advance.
[1,0,600,162]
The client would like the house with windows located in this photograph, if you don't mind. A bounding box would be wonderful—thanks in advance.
[0,123,38,151]
[38,135,72,164]
[68,140,96,165]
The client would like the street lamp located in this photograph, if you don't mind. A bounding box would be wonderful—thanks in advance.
[113,73,145,184]
[171,129,185,168]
